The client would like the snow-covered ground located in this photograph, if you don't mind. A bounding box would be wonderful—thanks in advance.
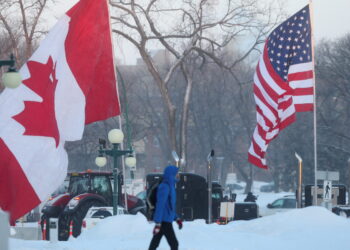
[9,183,350,250]
[10,206,350,250]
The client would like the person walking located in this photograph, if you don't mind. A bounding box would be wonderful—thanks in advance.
[244,192,257,202]
[148,165,183,250]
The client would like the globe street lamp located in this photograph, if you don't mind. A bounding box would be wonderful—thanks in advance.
[96,129,136,215]
[95,156,107,168]
[0,54,22,89]
[125,155,136,169]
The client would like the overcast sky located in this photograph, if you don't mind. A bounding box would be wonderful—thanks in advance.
[287,0,350,41]
[47,0,350,65]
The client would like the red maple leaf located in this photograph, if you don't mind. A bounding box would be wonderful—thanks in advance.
[13,56,60,147]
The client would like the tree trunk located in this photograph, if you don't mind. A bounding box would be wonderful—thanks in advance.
[244,166,253,194]
[235,163,250,193]
[272,169,280,193]
[138,48,178,153]
[168,105,177,152]
[180,66,193,171]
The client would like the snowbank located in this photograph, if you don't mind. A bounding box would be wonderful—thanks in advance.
[10,206,350,250]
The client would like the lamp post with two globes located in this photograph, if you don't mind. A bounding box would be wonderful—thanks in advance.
[95,129,136,215]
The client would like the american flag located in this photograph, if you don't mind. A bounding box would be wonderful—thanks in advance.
[248,5,314,169]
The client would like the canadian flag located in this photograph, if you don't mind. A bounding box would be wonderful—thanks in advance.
[0,0,120,223]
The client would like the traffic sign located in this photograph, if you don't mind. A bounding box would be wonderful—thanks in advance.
[316,171,339,181]
[323,180,332,201]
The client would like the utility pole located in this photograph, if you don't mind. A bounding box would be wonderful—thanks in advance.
[207,150,214,223]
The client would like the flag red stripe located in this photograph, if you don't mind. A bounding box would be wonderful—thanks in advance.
[257,123,267,141]
[256,62,280,102]
[65,0,120,124]
[278,96,294,111]
[252,135,265,158]
[257,122,278,144]
[254,85,278,118]
[248,153,268,169]
[256,106,274,129]
[279,113,296,131]
[295,103,313,112]
[0,139,40,224]
[293,87,313,96]
[288,70,313,81]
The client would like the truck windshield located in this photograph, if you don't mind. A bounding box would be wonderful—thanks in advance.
[91,175,112,204]
[69,176,89,196]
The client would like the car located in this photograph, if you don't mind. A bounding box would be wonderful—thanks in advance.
[332,205,350,218]
[226,183,244,191]
[260,183,275,192]
[136,190,146,202]
[82,206,124,232]
[259,195,297,217]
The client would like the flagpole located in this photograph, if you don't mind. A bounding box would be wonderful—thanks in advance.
[309,0,318,206]
[106,0,122,113]
[106,0,129,211]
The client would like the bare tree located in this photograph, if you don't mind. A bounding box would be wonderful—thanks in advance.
[0,0,52,64]
[315,34,350,184]
[110,0,281,168]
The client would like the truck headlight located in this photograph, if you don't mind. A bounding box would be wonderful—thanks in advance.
[44,194,64,206]
[68,197,80,209]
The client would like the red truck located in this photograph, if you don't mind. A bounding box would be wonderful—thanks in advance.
[41,171,145,240]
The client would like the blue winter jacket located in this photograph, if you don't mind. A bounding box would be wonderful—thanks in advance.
[153,165,178,223]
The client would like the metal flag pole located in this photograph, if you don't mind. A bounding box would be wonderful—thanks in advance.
[309,0,318,206]
[106,0,129,211]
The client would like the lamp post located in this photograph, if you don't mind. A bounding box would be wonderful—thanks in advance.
[95,129,136,215]
[347,158,350,205]
[295,152,303,208]
[0,54,21,89]
[207,149,214,224]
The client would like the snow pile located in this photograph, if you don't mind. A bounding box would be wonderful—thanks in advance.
[10,206,350,250]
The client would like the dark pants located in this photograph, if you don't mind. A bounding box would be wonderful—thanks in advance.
[148,222,178,250]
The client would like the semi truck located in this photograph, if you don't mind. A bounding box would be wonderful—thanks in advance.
[146,172,258,222]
